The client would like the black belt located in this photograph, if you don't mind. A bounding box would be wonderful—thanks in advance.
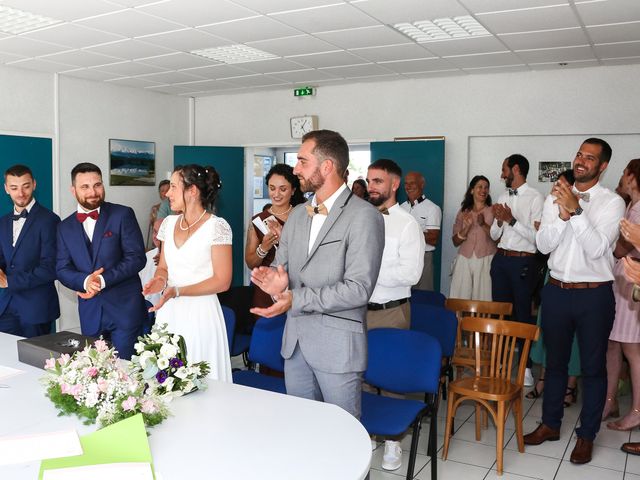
[367,298,409,311]
[548,277,612,289]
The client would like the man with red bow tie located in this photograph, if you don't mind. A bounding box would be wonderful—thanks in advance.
[56,162,146,359]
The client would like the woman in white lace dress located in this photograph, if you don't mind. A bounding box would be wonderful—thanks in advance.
[143,164,232,382]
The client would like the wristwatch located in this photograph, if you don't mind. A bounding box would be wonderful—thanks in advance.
[508,218,517,227]
[570,206,583,217]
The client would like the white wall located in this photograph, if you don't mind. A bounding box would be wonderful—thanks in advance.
[194,63,640,294]
[0,66,53,136]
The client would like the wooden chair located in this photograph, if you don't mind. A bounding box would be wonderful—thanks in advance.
[442,317,539,475]
[445,298,513,379]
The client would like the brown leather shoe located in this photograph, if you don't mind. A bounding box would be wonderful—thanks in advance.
[622,442,640,455]
[570,437,593,464]
[523,423,560,445]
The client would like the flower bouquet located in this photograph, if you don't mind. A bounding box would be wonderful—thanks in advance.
[130,323,210,399]
[43,339,168,428]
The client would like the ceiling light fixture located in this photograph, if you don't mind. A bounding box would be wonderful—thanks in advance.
[394,16,490,43]
[191,45,278,64]
[0,6,61,35]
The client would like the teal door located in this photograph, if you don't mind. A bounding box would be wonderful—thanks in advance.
[174,146,245,287]
[369,139,445,292]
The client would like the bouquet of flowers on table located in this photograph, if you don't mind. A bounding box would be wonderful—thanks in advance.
[130,323,210,399]
[43,339,168,428]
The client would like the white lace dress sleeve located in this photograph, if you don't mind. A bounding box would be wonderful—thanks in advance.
[157,216,171,242]
[211,217,233,246]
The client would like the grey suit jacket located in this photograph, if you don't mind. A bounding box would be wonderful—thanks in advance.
[275,188,385,374]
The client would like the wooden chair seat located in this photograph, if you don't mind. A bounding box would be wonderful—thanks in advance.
[449,376,521,401]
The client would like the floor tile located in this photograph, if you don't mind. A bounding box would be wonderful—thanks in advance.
[498,449,562,480]
[368,468,405,480]
[626,451,640,475]
[562,437,626,471]
[414,458,487,480]
[370,443,429,478]
[441,438,497,468]
[451,420,515,447]
[555,460,623,480]
[485,470,545,480]
[595,426,632,448]
[624,473,640,479]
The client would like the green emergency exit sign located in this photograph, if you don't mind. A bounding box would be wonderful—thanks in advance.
[294,87,314,97]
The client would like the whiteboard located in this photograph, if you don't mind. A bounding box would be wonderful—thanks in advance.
[468,134,640,200]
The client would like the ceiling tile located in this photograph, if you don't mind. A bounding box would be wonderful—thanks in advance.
[499,28,589,50]
[248,35,336,57]
[230,0,345,15]
[145,84,195,95]
[352,0,468,25]
[107,76,165,88]
[319,63,397,78]
[7,57,73,73]
[136,70,208,84]
[587,22,640,44]
[476,5,580,35]
[198,15,302,43]
[594,40,640,59]
[138,52,217,69]
[232,57,307,74]
[269,68,339,83]
[216,74,288,87]
[77,10,184,38]
[139,29,228,51]
[106,0,163,7]
[516,45,596,63]
[315,25,411,50]
[0,0,122,21]
[21,24,125,49]
[350,43,433,63]
[462,64,530,74]
[576,0,640,25]
[417,36,507,57]
[271,3,378,34]
[61,68,123,81]
[601,56,640,66]
[443,51,524,68]
[139,0,256,28]
[0,36,69,57]
[91,61,169,76]
[180,63,257,79]
[402,69,464,79]
[379,57,458,73]
[40,50,123,67]
[288,50,369,68]
[173,78,239,90]
[460,0,570,14]
[528,59,599,70]
[0,51,27,63]
[84,39,174,60]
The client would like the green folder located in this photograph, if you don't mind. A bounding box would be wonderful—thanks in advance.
[39,414,154,479]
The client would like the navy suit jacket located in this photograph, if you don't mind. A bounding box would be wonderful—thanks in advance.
[56,202,146,333]
[0,201,61,325]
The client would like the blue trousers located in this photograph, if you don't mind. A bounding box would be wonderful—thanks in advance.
[0,305,51,338]
[540,282,615,440]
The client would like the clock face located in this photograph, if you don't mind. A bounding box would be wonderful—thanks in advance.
[290,115,317,138]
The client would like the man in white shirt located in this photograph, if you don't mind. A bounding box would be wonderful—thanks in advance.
[401,172,441,291]
[366,159,424,470]
[490,154,544,386]
[524,138,625,465]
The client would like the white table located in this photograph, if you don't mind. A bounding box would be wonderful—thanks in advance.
[0,333,371,479]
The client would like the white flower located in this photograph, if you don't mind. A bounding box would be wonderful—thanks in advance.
[174,367,188,379]
[139,351,155,369]
[159,343,178,359]
[157,358,169,370]
[134,342,145,354]
[149,332,160,341]
[171,335,181,345]
[163,376,174,391]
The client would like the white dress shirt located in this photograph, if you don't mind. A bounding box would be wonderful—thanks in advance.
[536,182,625,282]
[369,203,425,304]
[308,183,347,254]
[12,198,35,246]
[490,183,544,253]
[400,195,442,252]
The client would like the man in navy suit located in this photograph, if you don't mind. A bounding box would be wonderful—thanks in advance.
[0,164,60,338]
[56,163,146,359]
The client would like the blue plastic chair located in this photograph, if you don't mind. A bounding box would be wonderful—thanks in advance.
[411,288,446,307]
[221,305,235,351]
[361,328,442,480]
[221,305,251,364]
[232,314,287,394]
[410,303,458,400]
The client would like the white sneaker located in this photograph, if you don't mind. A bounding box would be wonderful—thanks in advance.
[371,439,378,451]
[524,368,534,387]
[381,440,402,471]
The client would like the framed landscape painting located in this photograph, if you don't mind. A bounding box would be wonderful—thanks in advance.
[109,139,156,186]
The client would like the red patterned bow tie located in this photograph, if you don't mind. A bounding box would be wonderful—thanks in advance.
[76,210,99,223]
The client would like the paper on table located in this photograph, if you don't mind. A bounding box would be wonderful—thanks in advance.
[0,364,24,380]
[39,414,154,480]
[0,430,82,466]
[42,462,153,480]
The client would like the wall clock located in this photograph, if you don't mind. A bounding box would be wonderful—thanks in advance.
[290,115,318,138]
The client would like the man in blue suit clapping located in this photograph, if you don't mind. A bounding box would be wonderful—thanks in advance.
[56,163,146,359]
[0,164,60,338]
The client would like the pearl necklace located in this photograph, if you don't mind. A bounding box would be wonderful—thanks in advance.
[179,210,207,231]
[269,204,292,217]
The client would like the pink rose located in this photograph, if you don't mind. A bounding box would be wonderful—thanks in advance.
[85,367,98,378]
[69,384,82,398]
[140,399,157,414]
[44,358,57,370]
[60,383,71,394]
[57,354,70,366]
[122,396,137,412]
[94,339,108,352]
[97,378,109,393]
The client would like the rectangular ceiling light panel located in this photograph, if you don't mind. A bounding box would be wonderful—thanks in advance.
[394,15,490,42]
[0,6,61,35]
[191,44,278,64]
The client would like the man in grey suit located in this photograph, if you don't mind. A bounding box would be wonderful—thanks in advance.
[251,129,385,419]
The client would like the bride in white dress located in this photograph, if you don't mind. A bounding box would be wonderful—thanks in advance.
[143,164,232,382]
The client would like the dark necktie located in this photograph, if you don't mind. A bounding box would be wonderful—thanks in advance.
[12,210,28,221]
[508,188,518,196]
[76,210,99,223]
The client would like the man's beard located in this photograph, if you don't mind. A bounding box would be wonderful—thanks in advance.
[504,173,514,188]
[368,193,389,207]
[77,194,104,211]
[299,168,324,193]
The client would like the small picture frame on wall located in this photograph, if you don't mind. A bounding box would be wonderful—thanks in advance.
[109,138,156,186]
[538,161,572,182]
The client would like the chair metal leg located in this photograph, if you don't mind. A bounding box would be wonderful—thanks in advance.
[406,417,422,480]
[429,406,438,480]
